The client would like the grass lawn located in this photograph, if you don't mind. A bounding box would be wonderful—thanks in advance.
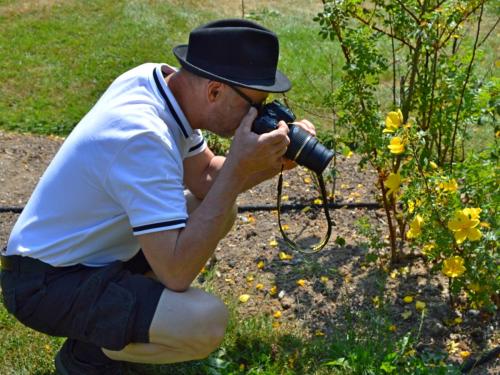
[0,0,338,136]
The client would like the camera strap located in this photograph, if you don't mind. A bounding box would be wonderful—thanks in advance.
[276,167,333,254]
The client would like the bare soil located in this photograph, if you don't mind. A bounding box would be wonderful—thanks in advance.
[0,131,498,373]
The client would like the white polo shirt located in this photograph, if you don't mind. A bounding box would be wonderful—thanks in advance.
[6,63,207,267]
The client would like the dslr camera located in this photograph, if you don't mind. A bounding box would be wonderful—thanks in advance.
[252,101,334,174]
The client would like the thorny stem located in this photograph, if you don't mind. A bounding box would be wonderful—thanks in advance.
[402,35,422,123]
[329,58,338,203]
[477,16,499,49]
[450,3,483,173]
[424,49,438,130]
[390,13,397,107]
[378,170,399,263]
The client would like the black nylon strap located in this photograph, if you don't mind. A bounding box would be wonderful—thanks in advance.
[276,167,333,253]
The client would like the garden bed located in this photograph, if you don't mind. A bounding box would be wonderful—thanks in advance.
[0,131,498,373]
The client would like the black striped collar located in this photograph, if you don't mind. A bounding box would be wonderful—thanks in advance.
[152,65,192,139]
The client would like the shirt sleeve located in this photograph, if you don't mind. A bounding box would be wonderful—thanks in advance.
[185,129,207,158]
[105,132,188,235]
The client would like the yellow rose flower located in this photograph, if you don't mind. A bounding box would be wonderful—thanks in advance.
[463,207,481,220]
[388,137,405,154]
[447,208,482,243]
[383,109,403,133]
[439,179,458,192]
[384,172,401,197]
[442,256,466,278]
[406,215,423,239]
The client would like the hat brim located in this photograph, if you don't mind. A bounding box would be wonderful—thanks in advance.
[173,45,291,93]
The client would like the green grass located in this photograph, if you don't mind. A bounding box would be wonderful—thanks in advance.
[0,0,337,136]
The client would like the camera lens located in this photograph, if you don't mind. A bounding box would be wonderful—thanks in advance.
[285,124,334,174]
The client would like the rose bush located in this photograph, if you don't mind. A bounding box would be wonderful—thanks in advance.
[315,0,498,310]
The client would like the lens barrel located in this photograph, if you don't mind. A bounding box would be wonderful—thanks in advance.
[285,124,334,174]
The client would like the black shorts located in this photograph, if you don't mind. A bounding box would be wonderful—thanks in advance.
[0,251,164,351]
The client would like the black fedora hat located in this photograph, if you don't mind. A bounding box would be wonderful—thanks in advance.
[173,19,291,93]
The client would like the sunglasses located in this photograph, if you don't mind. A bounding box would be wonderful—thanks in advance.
[228,85,266,112]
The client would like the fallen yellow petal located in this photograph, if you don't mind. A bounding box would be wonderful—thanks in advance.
[269,239,278,247]
[303,177,312,184]
[239,294,251,303]
[459,351,471,359]
[313,198,323,205]
[415,301,426,311]
[255,283,264,290]
[273,311,282,319]
[296,279,306,287]
[320,276,329,283]
[281,224,290,231]
[269,286,278,296]
[403,296,414,303]
[246,275,254,282]
[257,260,265,269]
[279,252,293,260]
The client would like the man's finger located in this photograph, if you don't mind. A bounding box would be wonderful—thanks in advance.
[239,107,258,133]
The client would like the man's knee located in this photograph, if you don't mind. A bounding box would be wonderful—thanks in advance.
[149,288,229,361]
[186,291,229,359]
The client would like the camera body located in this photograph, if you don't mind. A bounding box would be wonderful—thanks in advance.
[252,101,334,174]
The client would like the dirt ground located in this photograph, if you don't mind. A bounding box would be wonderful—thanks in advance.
[0,130,498,373]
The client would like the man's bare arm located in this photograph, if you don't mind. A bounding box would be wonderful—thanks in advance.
[139,109,290,291]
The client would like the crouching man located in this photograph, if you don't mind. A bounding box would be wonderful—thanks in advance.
[1,19,315,374]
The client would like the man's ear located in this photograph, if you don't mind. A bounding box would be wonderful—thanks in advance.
[207,81,224,103]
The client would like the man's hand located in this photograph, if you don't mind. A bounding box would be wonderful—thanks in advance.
[281,119,317,170]
[225,107,291,176]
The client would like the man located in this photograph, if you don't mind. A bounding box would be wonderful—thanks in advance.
[0,19,315,374]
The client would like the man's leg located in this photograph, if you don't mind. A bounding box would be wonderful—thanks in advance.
[103,191,236,364]
[103,287,229,363]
